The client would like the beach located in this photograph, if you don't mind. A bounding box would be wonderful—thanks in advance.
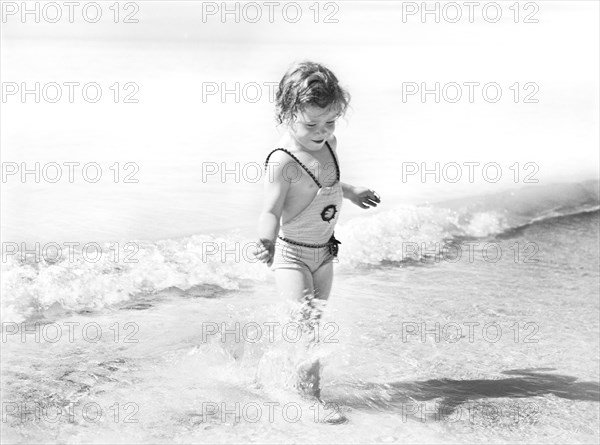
[1,1,599,443]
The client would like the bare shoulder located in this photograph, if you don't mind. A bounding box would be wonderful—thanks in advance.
[264,148,296,184]
[328,135,338,152]
[265,148,295,167]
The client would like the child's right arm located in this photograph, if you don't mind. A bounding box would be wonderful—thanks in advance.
[256,152,292,266]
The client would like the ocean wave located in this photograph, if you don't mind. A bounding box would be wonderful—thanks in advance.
[1,232,271,323]
[336,180,599,267]
[2,181,598,322]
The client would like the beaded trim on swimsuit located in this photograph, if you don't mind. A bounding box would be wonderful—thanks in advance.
[264,141,342,248]
[263,141,340,188]
[277,236,331,248]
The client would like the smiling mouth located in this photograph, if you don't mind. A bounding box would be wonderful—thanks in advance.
[312,139,324,143]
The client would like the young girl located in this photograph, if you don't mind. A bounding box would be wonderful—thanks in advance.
[255,61,380,404]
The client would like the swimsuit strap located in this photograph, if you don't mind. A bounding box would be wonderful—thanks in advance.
[264,142,341,188]
[325,141,341,183]
[264,148,321,188]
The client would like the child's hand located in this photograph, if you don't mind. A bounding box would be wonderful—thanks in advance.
[349,186,381,209]
[255,238,275,267]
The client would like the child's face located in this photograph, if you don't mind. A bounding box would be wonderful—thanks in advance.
[289,105,340,151]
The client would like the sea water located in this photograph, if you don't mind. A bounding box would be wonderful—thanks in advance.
[2,182,599,443]
[2,4,600,443]
[2,2,599,243]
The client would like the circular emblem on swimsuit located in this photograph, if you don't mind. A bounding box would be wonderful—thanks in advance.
[321,204,338,223]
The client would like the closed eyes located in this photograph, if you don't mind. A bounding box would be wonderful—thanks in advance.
[305,121,336,127]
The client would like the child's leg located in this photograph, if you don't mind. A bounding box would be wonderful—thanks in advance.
[312,261,334,302]
[273,263,334,399]
[301,262,334,400]
[273,267,314,303]
[274,263,333,329]
[273,267,320,397]
[273,266,320,345]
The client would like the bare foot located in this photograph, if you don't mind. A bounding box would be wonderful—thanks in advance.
[314,399,348,425]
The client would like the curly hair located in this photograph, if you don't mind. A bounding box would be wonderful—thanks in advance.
[275,61,350,125]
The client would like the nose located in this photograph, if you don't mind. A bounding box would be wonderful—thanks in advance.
[315,126,329,137]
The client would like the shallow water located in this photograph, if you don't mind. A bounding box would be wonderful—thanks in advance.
[2,206,598,444]
[2,2,599,442]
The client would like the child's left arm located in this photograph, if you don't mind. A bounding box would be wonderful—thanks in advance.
[341,182,381,209]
